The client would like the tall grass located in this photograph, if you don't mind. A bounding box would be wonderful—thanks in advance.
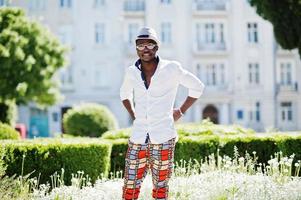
[32,147,301,200]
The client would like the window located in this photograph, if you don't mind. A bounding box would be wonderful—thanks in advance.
[128,23,139,44]
[124,0,145,11]
[281,102,293,121]
[255,102,260,122]
[94,0,105,8]
[248,63,260,85]
[237,110,244,120]
[161,22,172,44]
[60,0,72,8]
[196,64,202,80]
[204,63,226,86]
[205,23,215,43]
[247,22,258,43]
[280,62,292,85]
[249,102,261,122]
[161,0,171,4]
[195,22,225,49]
[206,64,216,85]
[94,65,109,87]
[58,25,73,46]
[220,64,225,85]
[220,24,224,44]
[60,66,73,86]
[95,23,105,44]
[29,0,46,10]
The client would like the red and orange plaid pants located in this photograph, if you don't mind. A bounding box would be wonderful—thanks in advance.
[122,137,176,200]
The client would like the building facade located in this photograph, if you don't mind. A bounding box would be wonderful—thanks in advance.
[3,0,300,137]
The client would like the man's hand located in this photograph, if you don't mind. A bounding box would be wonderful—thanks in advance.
[173,109,183,122]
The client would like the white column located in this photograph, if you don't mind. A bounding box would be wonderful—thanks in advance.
[220,103,229,124]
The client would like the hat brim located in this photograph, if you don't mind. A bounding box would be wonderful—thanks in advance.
[135,36,159,46]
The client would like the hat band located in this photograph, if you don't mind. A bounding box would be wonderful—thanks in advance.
[137,35,150,38]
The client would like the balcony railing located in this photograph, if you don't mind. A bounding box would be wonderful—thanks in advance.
[276,82,298,93]
[124,0,145,12]
[195,42,226,52]
[193,0,227,11]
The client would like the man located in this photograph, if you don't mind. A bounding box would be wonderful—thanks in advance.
[120,27,205,200]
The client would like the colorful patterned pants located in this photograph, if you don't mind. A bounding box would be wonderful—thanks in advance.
[122,137,176,200]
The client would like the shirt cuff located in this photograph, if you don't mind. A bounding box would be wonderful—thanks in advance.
[120,93,131,101]
[188,89,203,98]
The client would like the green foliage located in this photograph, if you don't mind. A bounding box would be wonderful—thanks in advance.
[0,8,66,106]
[107,139,128,172]
[0,100,17,126]
[1,138,112,185]
[249,0,301,56]
[175,136,219,163]
[101,121,255,140]
[103,124,301,173]
[0,145,5,177]
[101,128,131,140]
[275,135,301,163]
[0,144,31,200]
[0,122,20,140]
[63,103,118,137]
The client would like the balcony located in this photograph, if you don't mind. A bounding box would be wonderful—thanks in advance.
[276,82,298,94]
[192,0,229,16]
[123,0,145,17]
[193,42,228,55]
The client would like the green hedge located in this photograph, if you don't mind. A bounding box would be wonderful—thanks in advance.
[63,103,118,137]
[104,133,301,173]
[1,138,111,185]
[0,123,20,140]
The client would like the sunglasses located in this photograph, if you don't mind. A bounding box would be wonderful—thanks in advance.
[136,43,157,51]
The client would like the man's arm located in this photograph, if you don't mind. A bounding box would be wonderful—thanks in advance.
[122,99,135,120]
[173,63,205,121]
[173,96,197,121]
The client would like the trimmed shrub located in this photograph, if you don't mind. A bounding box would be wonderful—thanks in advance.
[0,145,5,177]
[275,135,301,162]
[0,101,17,126]
[63,103,118,137]
[103,126,301,173]
[176,122,255,136]
[101,121,255,140]
[0,123,20,140]
[107,139,128,173]
[2,138,112,185]
[175,136,219,163]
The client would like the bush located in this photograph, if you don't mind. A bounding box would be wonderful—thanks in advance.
[103,125,301,173]
[0,123,20,140]
[0,101,17,126]
[108,139,128,173]
[1,138,112,185]
[101,121,255,140]
[0,145,5,177]
[63,103,118,137]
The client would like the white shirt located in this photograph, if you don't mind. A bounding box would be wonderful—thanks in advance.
[120,57,205,144]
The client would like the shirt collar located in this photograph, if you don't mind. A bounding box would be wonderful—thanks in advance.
[134,56,160,71]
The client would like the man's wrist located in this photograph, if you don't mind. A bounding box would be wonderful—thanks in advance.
[178,108,184,116]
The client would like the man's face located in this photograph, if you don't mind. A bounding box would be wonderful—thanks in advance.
[136,39,158,62]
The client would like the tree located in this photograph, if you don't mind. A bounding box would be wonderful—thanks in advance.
[0,8,67,123]
[249,0,301,57]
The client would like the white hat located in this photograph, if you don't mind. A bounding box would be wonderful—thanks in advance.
[136,27,160,46]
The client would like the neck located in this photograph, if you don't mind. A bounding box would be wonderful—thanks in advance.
[141,57,158,73]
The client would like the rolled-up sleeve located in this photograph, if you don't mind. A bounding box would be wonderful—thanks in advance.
[177,63,205,98]
[120,68,134,101]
